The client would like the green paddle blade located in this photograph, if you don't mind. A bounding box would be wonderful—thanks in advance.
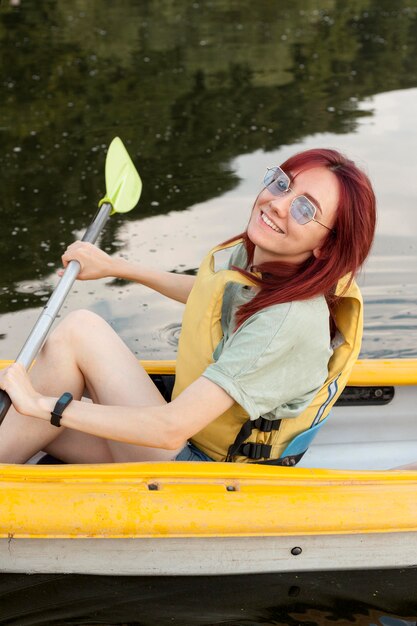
[100,137,142,214]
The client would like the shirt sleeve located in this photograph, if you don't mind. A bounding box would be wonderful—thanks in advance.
[202,300,332,421]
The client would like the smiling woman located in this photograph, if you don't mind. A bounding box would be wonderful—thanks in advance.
[248,165,339,265]
[0,148,376,466]
[232,148,376,329]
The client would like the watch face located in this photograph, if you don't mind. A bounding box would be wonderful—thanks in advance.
[51,392,73,427]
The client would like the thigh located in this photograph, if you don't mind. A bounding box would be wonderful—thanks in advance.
[45,399,184,464]
[50,311,184,462]
[45,428,114,463]
[69,312,181,459]
[84,351,183,462]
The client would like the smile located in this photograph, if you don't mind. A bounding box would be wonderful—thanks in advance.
[261,212,284,234]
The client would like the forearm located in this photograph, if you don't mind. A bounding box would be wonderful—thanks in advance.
[61,242,196,303]
[110,257,195,304]
[34,378,234,452]
[38,397,180,450]
[1,362,234,454]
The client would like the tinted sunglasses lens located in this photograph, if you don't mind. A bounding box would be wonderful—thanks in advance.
[291,196,315,225]
[263,167,277,186]
[263,167,290,195]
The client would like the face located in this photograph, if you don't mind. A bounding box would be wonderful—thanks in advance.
[247,166,339,266]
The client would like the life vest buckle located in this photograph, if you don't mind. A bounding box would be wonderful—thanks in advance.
[240,442,272,460]
[253,417,281,433]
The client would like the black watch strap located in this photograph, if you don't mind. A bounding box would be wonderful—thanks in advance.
[50,392,73,427]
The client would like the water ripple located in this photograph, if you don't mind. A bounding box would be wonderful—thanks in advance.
[157,323,182,348]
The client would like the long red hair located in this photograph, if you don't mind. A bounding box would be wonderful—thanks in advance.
[228,148,376,328]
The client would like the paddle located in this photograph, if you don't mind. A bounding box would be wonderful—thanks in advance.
[0,137,142,424]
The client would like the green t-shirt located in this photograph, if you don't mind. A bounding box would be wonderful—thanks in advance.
[203,243,332,421]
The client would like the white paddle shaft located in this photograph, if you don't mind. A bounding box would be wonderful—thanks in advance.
[16,202,112,368]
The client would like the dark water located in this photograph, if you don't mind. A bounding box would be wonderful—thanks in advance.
[1,0,417,359]
[1,1,417,623]
[1,569,417,626]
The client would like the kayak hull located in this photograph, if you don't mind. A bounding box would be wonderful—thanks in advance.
[1,532,416,576]
[0,358,416,575]
[0,462,417,575]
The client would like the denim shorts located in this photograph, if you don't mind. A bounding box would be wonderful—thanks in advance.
[174,442,214,462]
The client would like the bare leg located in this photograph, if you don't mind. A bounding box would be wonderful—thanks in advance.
[0,310,185,464]
[44,414,114,464]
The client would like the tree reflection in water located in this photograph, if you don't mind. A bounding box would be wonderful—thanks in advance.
[1,1,417,309]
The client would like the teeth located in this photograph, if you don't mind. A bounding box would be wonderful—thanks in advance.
[261,212,283,233]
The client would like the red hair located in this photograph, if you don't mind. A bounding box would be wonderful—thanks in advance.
[228,148,376,328]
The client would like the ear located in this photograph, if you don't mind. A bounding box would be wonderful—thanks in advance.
[312,247,322,259]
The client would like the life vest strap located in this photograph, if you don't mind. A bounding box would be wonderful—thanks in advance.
[226,417,281,461]
[255,451,306,466]
[240,442,272,460]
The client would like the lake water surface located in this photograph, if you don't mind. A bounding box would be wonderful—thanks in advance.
[1,0,416,360]
[0,1,417,624]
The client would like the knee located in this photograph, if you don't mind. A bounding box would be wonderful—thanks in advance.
[49,310,105,346]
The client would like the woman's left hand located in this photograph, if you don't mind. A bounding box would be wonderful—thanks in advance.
[0,363,43,417]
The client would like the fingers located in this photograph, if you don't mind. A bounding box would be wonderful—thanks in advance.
[65,241,89,254]
[61,241,88,272]
[60,241,112,281]
[62,241,84,261]
[0,362,24,390]
[0,363,42,417]
[1,362,37,399]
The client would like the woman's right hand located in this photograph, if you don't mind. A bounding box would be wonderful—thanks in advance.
[0,362,45,418]
[60,241,114,280]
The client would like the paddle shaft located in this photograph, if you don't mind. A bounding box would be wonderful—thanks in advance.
[0,202,112,424]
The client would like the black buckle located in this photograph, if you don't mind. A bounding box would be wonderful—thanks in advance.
[226,418,281,462]
[240,442,272,460]
[253,417,281,433]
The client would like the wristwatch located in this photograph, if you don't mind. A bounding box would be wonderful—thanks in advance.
[50,392,73,427]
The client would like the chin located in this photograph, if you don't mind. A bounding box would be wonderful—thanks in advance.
[247,224,277,252]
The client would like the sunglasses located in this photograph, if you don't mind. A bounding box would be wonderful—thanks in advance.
[263,166,334,232]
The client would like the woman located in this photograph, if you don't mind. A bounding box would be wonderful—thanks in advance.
[0,148,376,465]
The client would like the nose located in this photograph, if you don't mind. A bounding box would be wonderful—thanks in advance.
[267,194,291,219]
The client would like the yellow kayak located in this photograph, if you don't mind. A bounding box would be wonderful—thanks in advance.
[0,358,416,575]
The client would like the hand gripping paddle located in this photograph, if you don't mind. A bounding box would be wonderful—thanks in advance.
[0,137,142,424]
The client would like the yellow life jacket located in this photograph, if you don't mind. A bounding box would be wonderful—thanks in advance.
[172,240,363,464]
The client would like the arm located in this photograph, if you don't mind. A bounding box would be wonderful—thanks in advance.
[108,256,195,304]
[0,363,234,450]
[61,241,196,304]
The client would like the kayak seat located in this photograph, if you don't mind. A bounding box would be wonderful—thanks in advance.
[37,454,66,464]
